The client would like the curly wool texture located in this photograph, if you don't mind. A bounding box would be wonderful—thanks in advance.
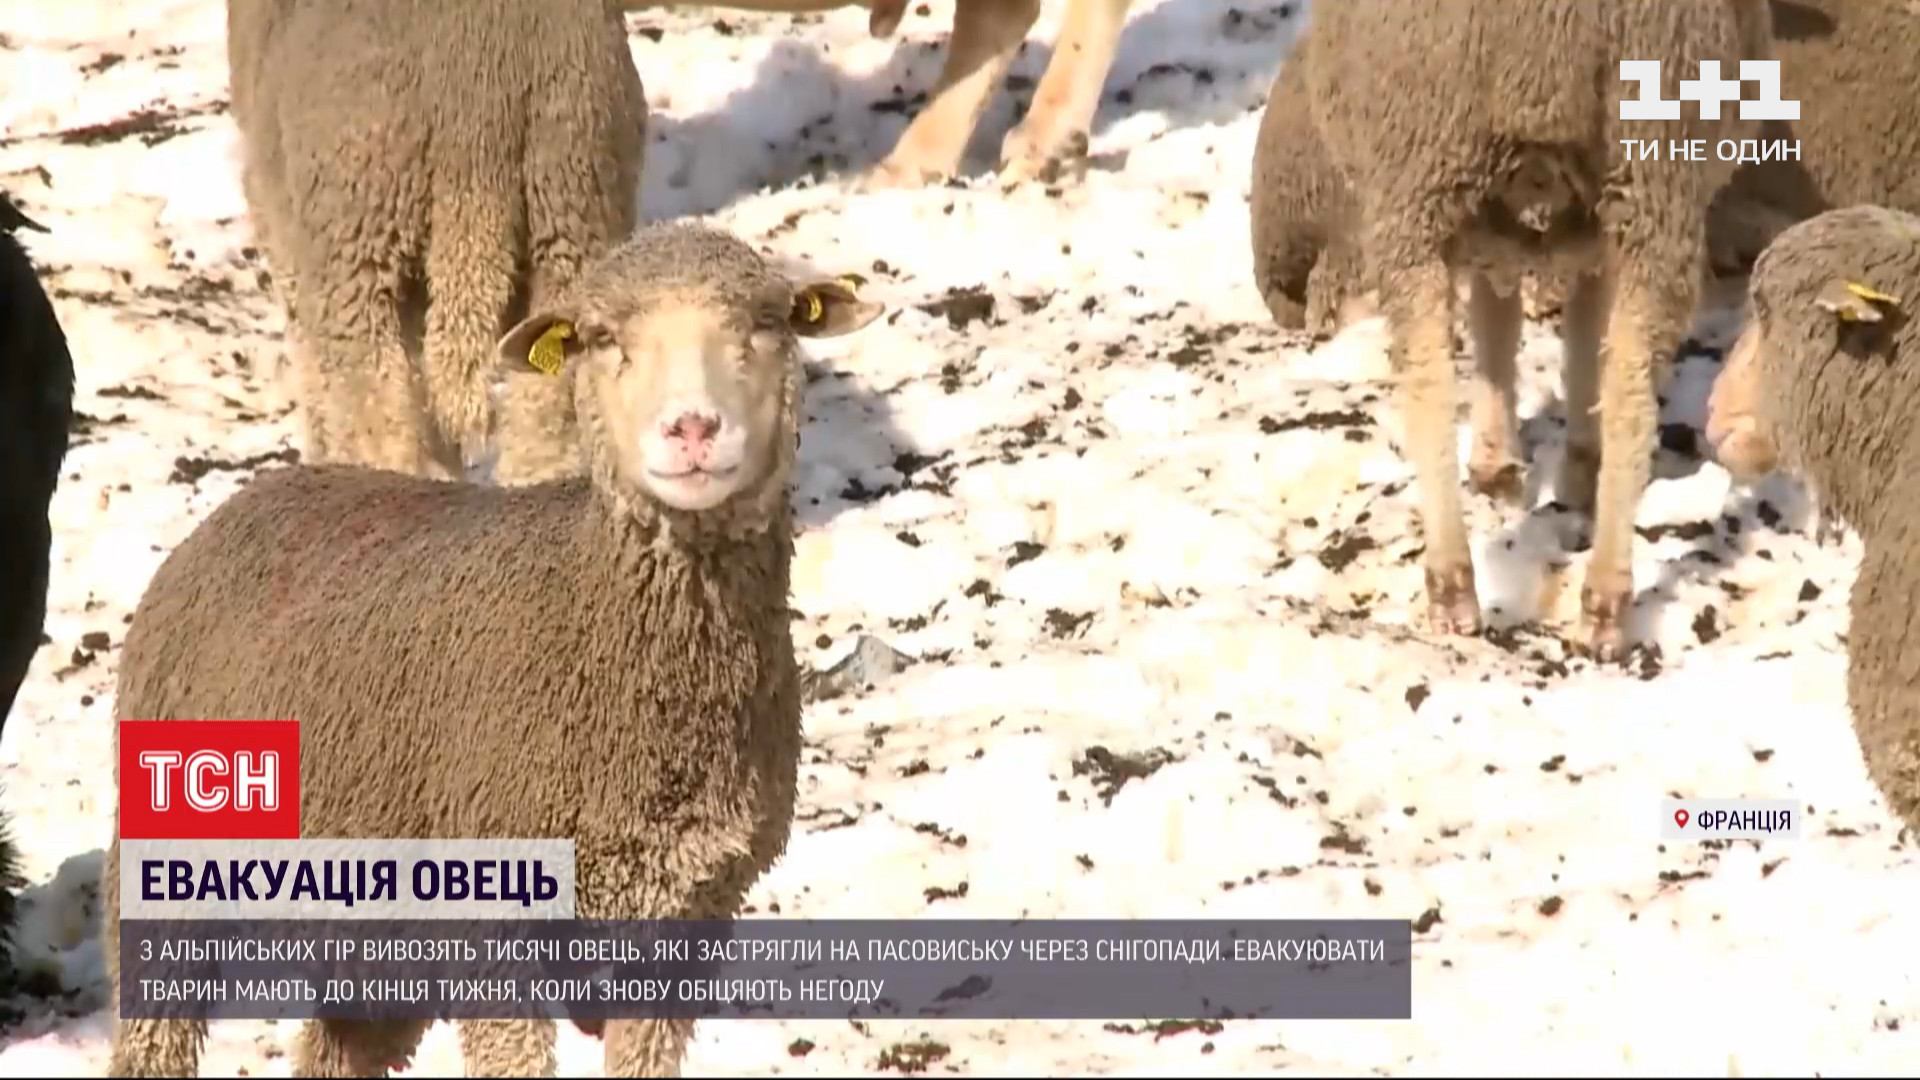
[1739,203,1920,836]
[1247,32,1365,337]
[1707,0,1920,273]
[1741,204,1920,538]
[226,0,646,479]
[105,224,812,1078]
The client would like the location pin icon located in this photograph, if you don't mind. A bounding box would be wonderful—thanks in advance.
[1674,808,1690,829]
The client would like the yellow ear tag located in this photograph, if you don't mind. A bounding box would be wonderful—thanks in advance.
[1815,280,1900,324]
[798,291,824,324]
[1846,280,1901,307]
[528,321,573,375]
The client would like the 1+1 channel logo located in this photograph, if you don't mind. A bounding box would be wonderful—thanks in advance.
[1617,59,1801,164]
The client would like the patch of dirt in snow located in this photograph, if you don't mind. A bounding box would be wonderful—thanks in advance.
[4,0,1919,1075]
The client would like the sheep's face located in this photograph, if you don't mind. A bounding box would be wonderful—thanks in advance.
[496,267,881,517]
[1704,320,1779,480]
[594,296,792,512]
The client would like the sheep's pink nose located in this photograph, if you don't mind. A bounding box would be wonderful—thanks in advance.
[663,411,720,446]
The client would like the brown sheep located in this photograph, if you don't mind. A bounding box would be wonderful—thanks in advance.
[1703,203,1920,836]
[1246,32,1570,336]
[1704,0,1920,274]
[1300,0,1775,659]
[1704,205,1920,537]
[227,0,647,485]
[102,222,884,1078]
[622,0,1138,187]
[1247,32,1369,340]
[1257,2,1920,319]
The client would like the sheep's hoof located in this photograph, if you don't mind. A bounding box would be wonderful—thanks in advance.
[1581,586,1632,663]
[1424,566,1483,637]
[863,155,948,192]
[1468,459,1525,505]
[999,129,1090,189]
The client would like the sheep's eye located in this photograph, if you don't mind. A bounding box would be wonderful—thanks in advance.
[579,326,616,351]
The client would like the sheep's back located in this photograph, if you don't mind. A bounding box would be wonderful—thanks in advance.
[1306,0,1765,212]
[115,466,798,860]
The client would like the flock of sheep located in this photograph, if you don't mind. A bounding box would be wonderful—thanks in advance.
[0,0,1912,1075]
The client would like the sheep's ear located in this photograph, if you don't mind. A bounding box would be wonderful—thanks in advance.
[1813,278,1901,325]
[790,274,884,339]
[496,312,582,377]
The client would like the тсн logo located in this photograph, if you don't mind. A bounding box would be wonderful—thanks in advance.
[118,720,301,840]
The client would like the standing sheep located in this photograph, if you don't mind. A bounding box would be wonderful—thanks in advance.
[1257,1,1920,318]
[622,0,1137,187]
[0,189,76,970]
[102,222,884,1078]
[1301,0,1774,658]
[1702,203,1920,833]
[227,0,647,485]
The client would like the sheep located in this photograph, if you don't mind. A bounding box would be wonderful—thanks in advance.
[1249,39,1572,340]
[620,0,1137,187]
[1299,0,1775,659]
[1702,0,1920,275]
[1703,204,1920,536]
[101,221,885,1078]
[1256,2,1920,329]
[1702,203,1920,834]
[227,0,647,485]
[1247,32,1369,339]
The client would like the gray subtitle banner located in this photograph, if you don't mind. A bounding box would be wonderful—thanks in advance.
[120,917,1412,1022]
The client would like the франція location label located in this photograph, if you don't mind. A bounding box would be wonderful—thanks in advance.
[1661,798,1800,842]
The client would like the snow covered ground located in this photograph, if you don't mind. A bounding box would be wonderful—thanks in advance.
[1,0,1917,1074]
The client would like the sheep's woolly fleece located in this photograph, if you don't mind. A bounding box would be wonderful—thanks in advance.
[1,0,1917,1074]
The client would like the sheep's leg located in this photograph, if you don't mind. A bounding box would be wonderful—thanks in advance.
[1465,270,1525,505]
[997,0,1132,185]
[424,187,520,473]
[107,1019,208,1078]
[1556,270,1608,514]
[291,1018,432,1077]
[1388,258,1481,636]
[103,842,210,1078]
[460,1017,558,1078]
[602,1016,697,1078]
[1582,268,1671,661]
[868,0,1040,188]
[300,262,449,479]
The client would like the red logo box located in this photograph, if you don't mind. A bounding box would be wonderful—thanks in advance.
[118,720,300,840]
